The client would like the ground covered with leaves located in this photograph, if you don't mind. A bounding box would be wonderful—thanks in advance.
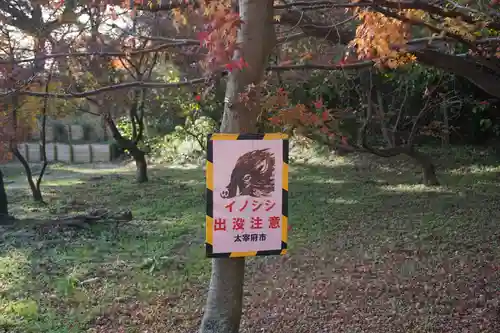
[1,146,499,332]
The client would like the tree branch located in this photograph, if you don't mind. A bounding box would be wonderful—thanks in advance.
[277,0,500,30]
[0,40,200,65]
[413,49,500,98]
[268,61,374,71]
[17,78,208,98]
[278,9,353,44]
[16,62,376,99]
[277,8,500,98]
[134,0,200,12]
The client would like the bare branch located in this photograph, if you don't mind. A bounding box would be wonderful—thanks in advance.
[268,61,374,71]
[14,61,377,99]
[17,78,208,99]
[277,32,306,43]
[0,40,200,65]
[134,0,200,12]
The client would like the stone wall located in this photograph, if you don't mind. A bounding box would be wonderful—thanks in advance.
[14,103,117,164]
[13,143,112,163]
[31,123,111,143]
[31,112,112,143]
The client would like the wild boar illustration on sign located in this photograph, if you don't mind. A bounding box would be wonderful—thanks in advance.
[220,148,275,199]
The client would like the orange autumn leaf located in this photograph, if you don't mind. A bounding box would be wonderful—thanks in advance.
[110,58,129,69]
[300,52,313,61]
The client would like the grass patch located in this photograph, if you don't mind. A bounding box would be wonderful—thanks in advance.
[0,146,499,332]
[1,165,208,332]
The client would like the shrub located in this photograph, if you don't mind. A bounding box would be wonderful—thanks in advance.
[151,116,218,164]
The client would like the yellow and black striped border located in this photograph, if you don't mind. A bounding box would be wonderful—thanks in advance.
[205,133,289,258]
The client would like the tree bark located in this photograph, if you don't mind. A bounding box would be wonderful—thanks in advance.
[405,149,440,186]
[199,1,275,332]
[0,169,8,218]
[35,71,52,199]
[103,114,149,183]
[11,148,44,202]
[375,90,393,148]
[441,103,450,146]
[134,151,148,183]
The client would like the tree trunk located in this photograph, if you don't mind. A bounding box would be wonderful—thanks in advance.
[0,169,8,218]
[375,90,393,148]
[11,148,44,202]
[421,163,439,186]
[441,104,450,146]
[406,149,440,186]
[199,1,275,332]
[31,185,43,202]
[134,151,148,183]
[103,114,149,183]
[35,76,51,202]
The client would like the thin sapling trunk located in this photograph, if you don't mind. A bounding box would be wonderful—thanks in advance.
[199,1,276,332]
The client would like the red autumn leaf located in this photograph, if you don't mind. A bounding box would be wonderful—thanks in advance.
[277,88,288,97]
[479,101,489,105]
[310,114,319,124]
[225,58,248,72]
[54,0,64,9]
[195,95,201,101]
[236,57,248,69]
[300,114,309,124]
[321,111,329,121]
[269,117,281,125]
[197,31,210,45]
[313,98,323,109]
[320,126,329,134]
